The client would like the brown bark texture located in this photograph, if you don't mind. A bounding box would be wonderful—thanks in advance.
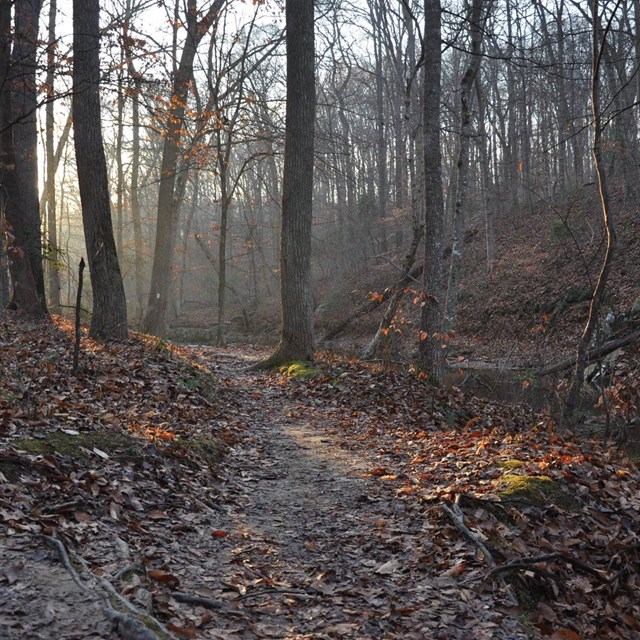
[73,0,128,339]
[416,0,445,383]
[256,0,315,368]
[0,0,47,317]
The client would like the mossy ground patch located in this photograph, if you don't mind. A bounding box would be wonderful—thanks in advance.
[278,361,320,379]
[496,473,580,509]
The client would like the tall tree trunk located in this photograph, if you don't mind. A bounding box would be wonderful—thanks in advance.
[475,73,495,273]
[44,0,61,312]
[0,0,46,317]
[115,52,125,258]
[11,0,46,306]
[122,4,145,319]
[562,0,617,428]
[416,0,444,383]
[443,0,488,331]
[256,0,315,367]
[217,145,230,346]
[143,0,226,335]
[370,0,388,252]
[73,0,128,339]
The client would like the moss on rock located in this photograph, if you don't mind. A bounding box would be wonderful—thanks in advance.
[496,473,580,509]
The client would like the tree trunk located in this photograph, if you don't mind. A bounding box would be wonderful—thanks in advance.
[11,0,46,307]
[475,73,495,273]
[256,0,315,368]
[416,0,444,383]
[443,0,488,331]
[0,0,46,317]
[44,0,61,313]
[562,0,617,429]
[122,4,145,320]
[73,0,128,339]
[143,0,226,336]
[370,0,388,252]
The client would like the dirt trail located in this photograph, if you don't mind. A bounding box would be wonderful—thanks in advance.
[1,349,536,640]
[169,352,535,639]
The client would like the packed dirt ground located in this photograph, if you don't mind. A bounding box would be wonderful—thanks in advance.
[1,317,639,639]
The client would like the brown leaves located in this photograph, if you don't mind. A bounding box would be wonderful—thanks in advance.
[2,319,639,639]
[148,570,180,589]
[273,355,640,639]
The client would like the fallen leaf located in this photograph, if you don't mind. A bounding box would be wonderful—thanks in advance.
[148,570,180,589]
[550,630,582,640]
[375,558,401,575]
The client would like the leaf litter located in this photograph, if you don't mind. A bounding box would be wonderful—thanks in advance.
[0,317,638,639]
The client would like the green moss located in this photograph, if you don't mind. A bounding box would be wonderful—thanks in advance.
[497,474,580,509]
[183,376,203,391]
[278,361,320,379]
[497,459,526,471]
[173,436,226,467]
[13,430,145,463]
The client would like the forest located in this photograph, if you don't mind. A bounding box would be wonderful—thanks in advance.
[1,0,640,638]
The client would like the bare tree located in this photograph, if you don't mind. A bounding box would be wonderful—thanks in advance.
[73,0,128,339]
[143,0,227,336]
[562,0,618,428]
[443,0,491,330]
[255,0,315,367]
[416,0,445,382]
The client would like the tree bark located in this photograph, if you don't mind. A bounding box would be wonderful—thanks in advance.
[443,0,489,331]
[44,0,61,313]
[0,0,46,317]
[11,0,46,306]
[255,0,315,368]
[122,3,145,319]
[416,0,445,383]
[73,0,128,339]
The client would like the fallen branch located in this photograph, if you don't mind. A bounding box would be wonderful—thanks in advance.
[488,552,609,584]
[442,499,518,605]
[173,592,221,609]
[361,223,424,360]
[234,588,314,601]
[321,264,424,343]
[441,502,495,566]
[538,329,639,376]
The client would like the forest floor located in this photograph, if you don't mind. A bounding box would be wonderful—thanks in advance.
[1,317,640,640]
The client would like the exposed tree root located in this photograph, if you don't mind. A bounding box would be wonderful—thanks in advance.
[41,534,178,640]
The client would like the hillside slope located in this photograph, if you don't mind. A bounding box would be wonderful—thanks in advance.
[319,182,640,368]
